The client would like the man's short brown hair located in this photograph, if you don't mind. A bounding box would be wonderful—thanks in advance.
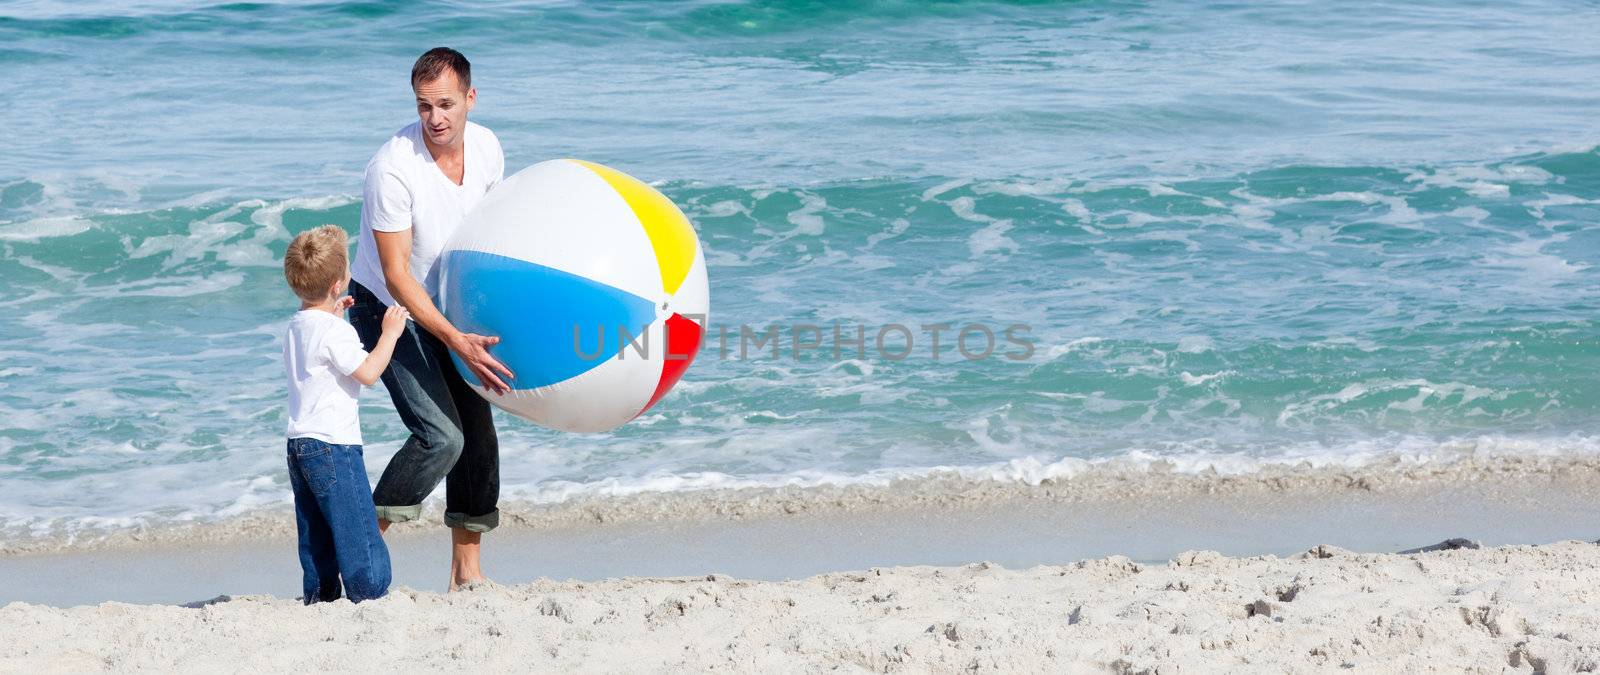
[284,225,349,303]
[412,47,471,91]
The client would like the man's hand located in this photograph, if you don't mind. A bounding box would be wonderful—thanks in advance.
[451,332,514,395]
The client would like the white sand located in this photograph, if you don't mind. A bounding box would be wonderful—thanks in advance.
[5,541,1598,673]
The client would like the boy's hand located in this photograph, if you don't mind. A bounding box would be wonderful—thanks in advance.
[336,296,355,312]
[380,304,411,336]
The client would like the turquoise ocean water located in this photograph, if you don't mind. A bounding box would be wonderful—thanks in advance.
[2,1,1599,542]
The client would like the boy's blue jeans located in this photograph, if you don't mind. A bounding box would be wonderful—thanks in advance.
[286,437,391,604]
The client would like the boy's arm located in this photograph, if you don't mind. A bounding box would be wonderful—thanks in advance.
[324,309,398,387]
[341,305,410,386]
[350,328,400,386]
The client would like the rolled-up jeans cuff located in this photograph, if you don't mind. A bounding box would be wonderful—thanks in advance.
[444,509,499,533]
[374,504,423,524]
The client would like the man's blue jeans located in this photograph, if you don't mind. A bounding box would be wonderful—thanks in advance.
[348,281,500,533]
[286,437,391,604]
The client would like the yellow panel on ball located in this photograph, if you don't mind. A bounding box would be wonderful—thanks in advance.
[572,160,699,296]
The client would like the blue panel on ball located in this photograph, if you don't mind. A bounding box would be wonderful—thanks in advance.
[441,250,657,390]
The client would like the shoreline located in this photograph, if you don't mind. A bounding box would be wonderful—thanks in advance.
[4,541,1598,672]
[5,449,1598,558]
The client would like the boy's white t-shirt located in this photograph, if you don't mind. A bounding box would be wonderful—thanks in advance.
[350,120,505,307]
[283,310,368,445]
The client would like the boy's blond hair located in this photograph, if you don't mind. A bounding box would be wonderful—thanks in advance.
[284,225,349,303]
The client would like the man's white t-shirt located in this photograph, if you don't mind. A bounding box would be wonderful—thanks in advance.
[351,120,505,307]
[284,310,369,445]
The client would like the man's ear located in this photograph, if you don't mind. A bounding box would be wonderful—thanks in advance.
[466,87,476,111]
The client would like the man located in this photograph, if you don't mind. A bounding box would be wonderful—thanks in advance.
[347,47,514,591]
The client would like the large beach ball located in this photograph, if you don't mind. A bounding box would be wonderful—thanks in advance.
[438,159,709,433]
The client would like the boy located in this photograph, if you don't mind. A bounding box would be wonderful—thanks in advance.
[282,225,410,604]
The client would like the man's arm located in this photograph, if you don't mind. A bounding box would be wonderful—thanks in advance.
[373,228,514,394]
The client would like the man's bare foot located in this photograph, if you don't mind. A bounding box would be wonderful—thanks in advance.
[377,518,390,534]
[448,578,497,593]
[447,527,485,592]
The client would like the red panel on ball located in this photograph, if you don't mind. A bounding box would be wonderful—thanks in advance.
[636,312,703,416]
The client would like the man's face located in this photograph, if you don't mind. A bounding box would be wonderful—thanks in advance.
[414,69,475,149]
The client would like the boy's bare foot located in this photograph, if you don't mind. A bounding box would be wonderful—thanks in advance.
[377,518,390,534]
